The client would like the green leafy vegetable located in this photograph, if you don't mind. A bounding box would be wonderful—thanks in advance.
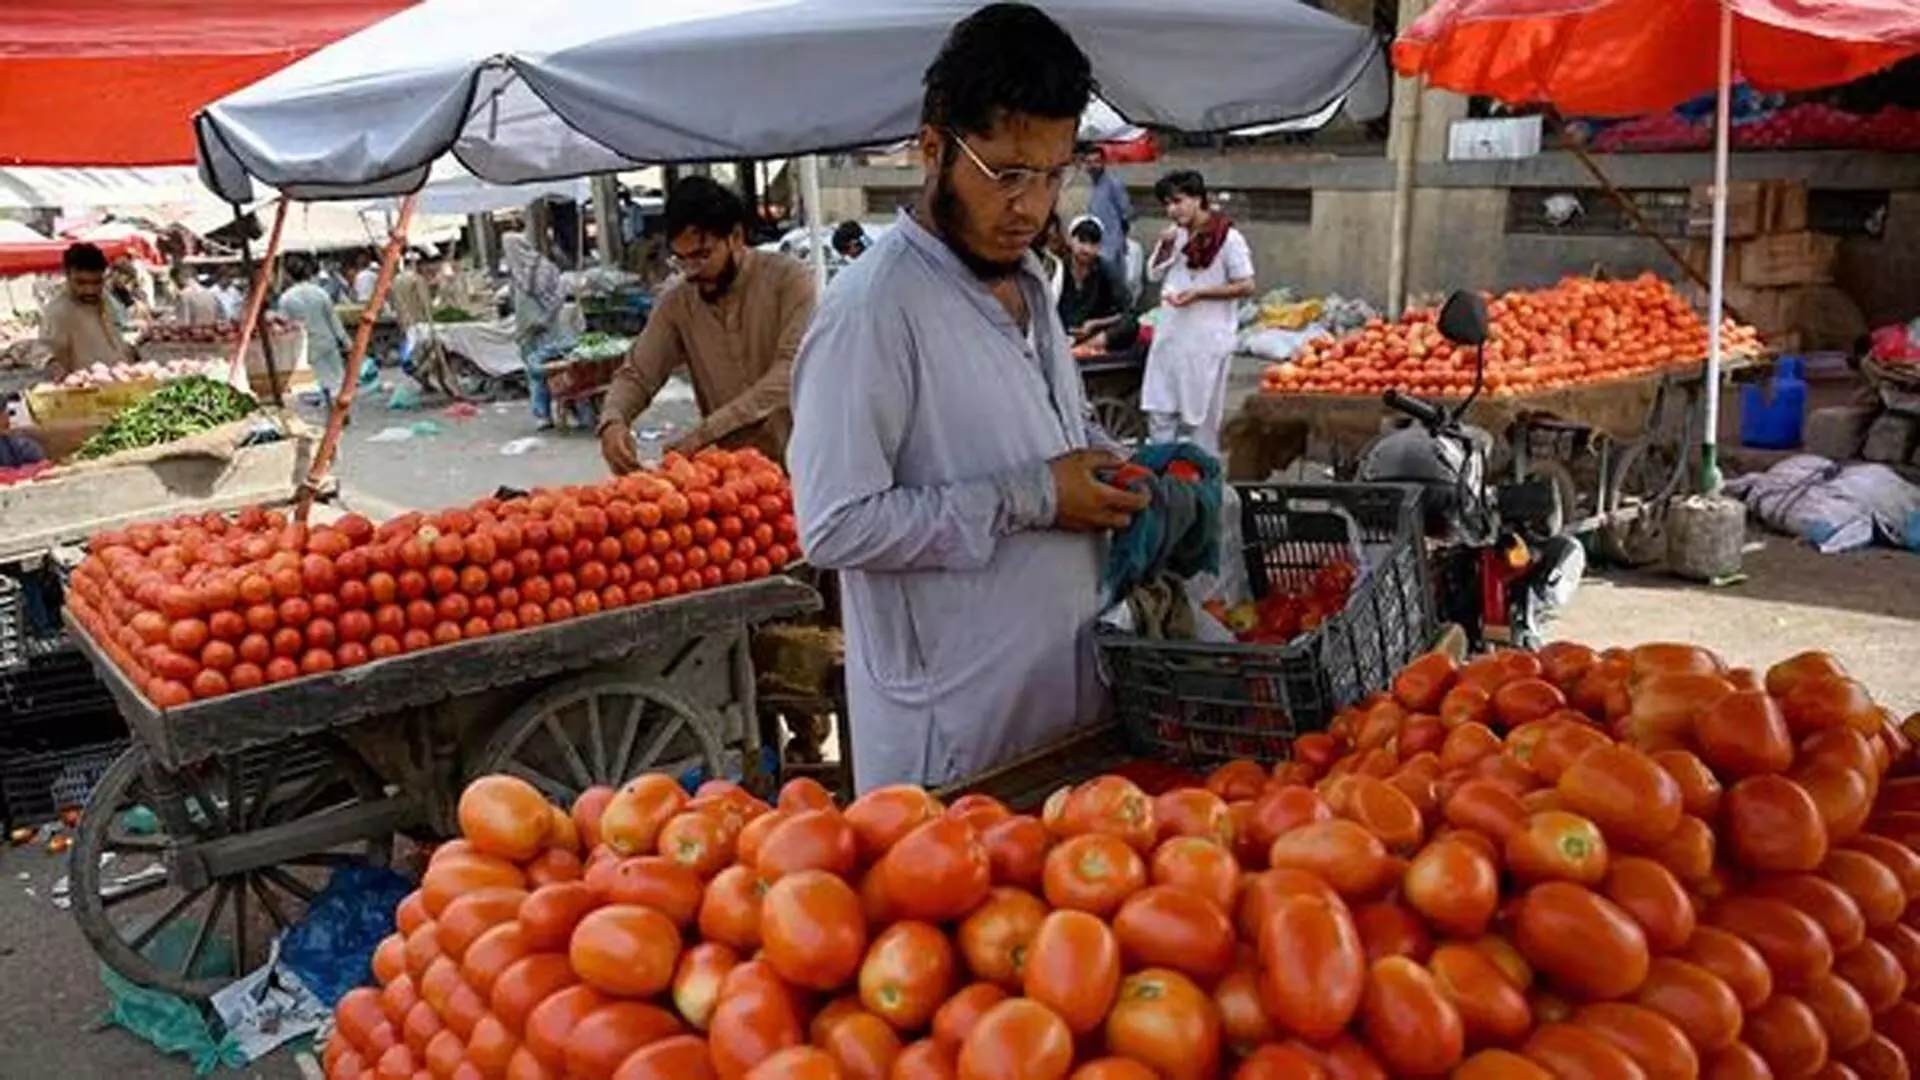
[76,376,259,460]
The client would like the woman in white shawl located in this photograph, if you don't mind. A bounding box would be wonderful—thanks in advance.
[504,228,568,428]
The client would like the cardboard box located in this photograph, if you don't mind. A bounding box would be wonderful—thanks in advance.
[1687,180,1808,238]
[1447,116,1543,161]
[1683,282,1867,351]
[1735,231,1840,287]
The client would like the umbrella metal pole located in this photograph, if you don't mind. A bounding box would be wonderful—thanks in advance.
[1701,0,1734,495]
[296,194,419,522]
[226,201,289,394]
[801,155,827,289]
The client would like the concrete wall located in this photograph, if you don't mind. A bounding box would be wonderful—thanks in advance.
[820,149,1920,326]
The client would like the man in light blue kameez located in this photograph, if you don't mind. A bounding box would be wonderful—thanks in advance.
[788,3,1150,792]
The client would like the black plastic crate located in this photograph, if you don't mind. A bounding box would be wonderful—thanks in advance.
[1,738,127,830]
[0,575,22,673]
[1099,483,1434,769]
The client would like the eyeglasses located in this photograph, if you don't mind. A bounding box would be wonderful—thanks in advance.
[948,131,1077,199]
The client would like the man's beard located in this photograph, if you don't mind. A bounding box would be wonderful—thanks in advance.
[931,155,1023,282]
[695,251,739,301]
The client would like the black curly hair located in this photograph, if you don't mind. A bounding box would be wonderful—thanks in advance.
[920,3,1095,138]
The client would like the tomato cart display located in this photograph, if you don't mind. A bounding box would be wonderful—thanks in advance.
[54,450,819,998]
[1231,276,1772,565]
[61,572,817,997]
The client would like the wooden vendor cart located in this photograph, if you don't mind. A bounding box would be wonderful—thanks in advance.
[59,575,819,999]
[1224,355,1768,565]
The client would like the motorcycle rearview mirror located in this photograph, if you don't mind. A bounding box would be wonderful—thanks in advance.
[1437,291,1490,347]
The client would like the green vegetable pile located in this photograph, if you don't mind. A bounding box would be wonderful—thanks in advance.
[77,376,259,460]
[570,332,632,362]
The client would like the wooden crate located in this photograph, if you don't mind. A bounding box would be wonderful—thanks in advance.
[24,378,161,424]
[1684,282,1867,351]
[1688,180,1808,239]
[1734,231,1840,287]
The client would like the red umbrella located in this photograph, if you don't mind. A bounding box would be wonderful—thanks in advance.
[1393,0,1920,117]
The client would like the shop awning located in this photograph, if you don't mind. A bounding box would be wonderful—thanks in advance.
[0,235,160,278]
[0,1,415,167]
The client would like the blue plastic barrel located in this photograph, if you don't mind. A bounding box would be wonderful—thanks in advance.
[1740,355,1808,450]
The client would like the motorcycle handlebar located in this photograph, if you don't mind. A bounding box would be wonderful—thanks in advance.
[1382,389,1446,428]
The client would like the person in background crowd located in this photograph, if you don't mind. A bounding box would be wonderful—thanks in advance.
[215,276,247,322]
[830,220,871,261]
[317,260,350,303]
[0,395,47,469]
[39,243,136,378]
[107,257,149,330]
[1031,212,1069,302]
[787,3,1149,791]
[352,252,380,304]
[503,227,570,429]
[391,252,435,333]
[1140,169,1254,453]
[1058,216,1137,353]
[172,266,223,327]
[277,254,354,414]
[599,176,817,471]
[1080,142,1133,286]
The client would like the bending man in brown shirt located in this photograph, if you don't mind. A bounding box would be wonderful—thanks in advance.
[599,177,818,472]
[40,242,136,379]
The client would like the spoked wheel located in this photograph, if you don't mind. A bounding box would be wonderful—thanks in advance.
[1600,439,1680,567]
[1091,395,1147,447]
[475,674,730,803]
[69,736,392,1000]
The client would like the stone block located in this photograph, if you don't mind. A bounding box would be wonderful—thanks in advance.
[1803,405,1878,461]
[1862,411,1920,464]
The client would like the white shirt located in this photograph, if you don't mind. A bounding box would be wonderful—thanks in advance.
[353,267,379,303]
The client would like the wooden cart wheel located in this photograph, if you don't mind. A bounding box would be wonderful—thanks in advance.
[1599,439,1679,567]
[1091,395,1147,447]
[70,736,392,1000]
[474,673,731,802]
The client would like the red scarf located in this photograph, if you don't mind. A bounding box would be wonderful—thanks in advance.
[1184,212,1234,271]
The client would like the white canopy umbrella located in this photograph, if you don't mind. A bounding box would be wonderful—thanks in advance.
[196,0,1380,204]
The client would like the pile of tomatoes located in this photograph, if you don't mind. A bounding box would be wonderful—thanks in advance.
[322,639,1920,1080]
[63,447,798,708]
[1260,275,1766,399]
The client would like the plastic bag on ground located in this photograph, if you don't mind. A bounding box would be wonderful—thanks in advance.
[99,921,246,1076]
[277,864,414,1006]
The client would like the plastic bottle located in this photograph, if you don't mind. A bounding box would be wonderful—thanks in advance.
[1740,355,1807,450]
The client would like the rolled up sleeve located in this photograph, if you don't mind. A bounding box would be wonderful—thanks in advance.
[789,298,1054,574]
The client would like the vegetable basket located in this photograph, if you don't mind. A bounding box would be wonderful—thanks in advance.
[1098,482,1434,768]
[25,379,161,425]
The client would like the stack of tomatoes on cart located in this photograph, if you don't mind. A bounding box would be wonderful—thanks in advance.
[321,636,1920,1080]
[63,447,799,708]
[1259,274,1766,399]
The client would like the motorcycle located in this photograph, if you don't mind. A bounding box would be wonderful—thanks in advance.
[1355,290,1585,652]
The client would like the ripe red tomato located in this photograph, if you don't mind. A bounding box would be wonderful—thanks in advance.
[1558,745,1683,848]
[1022,909,1121,1036]
[1707,895,1834,993]
[759,869,866,992]
[1403,837,1499,936]
[860,920,956,1031]
[1429,942,1531,1046]
[1513,882,1651,1001]
[957,888,1046,991]
[1359,956,1465,1078]
[1103,969,1221,1080]
[1041,834,1146,918]
[1257,892,1365,1042]
[1725,774,1830,873]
